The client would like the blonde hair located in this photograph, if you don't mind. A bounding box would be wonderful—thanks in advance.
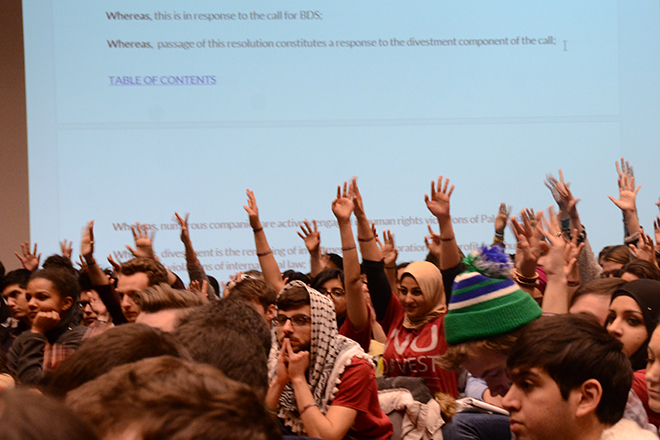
[134,283,208,313]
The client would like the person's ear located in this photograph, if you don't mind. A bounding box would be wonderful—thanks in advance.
[266,304,277,322]
[61,295,74,312]
[574,378,603,418]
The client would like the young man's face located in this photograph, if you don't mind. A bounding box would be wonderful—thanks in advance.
[275,305,312,353]
[2,283,29,321]
[502,367,579,440]
[116,272,150,322]
[461,348,510,397]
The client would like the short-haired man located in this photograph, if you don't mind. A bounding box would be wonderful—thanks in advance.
[0,269,32,351]
[265,281,392,440]
[115,258,169,322]
[502,314,656,440]
[227,276,277,327]
[134,283,207,331]
[80,221,171,324]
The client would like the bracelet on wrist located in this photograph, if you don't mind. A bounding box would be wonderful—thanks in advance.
[513,269,539,285]
[341,245,356,252]
[257,250,272,257]
[299,402,318,415]
[358,236,375,243]
[494,231,504,239]
[440,236,455,242]
[252,227,263,233]
[567,280,581,287]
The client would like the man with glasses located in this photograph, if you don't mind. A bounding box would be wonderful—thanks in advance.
[265,280,392,440]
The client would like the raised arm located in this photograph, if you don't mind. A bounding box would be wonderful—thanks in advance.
[333,182,368,332]
[352,178,382,262]
[244,189,285,293]
[377,229,399,292]
[492,203,511,248]
[81,221,108,287]
[175,212,216,298]
[81,221,126,324]
[126,223,178,286]
[298,220,324,278]
[59,240,73,261]
[536,208,582,314]
[546,169,601,282]
[424,176,462,270]
[15,242,40,272]
[608,158,641,240]
[510,210,543,302]
[351,178,393,320]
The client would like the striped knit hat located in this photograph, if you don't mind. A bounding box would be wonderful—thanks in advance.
[445,246,542,345]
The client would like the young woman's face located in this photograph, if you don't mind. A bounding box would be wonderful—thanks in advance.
[646,326,660,412]
[319,277,346,315]
[606,295,648,358]
[26,278,72,320]
[398,275,429,319]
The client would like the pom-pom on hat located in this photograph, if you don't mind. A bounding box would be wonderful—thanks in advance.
[445,246,542,345]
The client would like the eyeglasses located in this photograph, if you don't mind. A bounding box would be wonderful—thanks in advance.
[319,288,345,298]
[272,314,312,327]
[78,300,90,308]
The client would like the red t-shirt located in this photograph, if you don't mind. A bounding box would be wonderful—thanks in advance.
[331,357,393,440]
[339,309,372,353]
[632,369,660,427]
[381,296,458,397]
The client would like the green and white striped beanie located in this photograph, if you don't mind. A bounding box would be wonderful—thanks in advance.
[445,246,542,345]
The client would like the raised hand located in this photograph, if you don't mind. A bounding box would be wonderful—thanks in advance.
[377,229,398,267]
[629,233,657,265]
[495,203,511,235]
[424,224,442,260]
[608,158,641,213]
[175,212,191,244]
[654,217,660,248]
[107,254,122,273]
[546,170,579,217]
[544,174,563,209]
[15,241,41,271]
[80,221,95,260]
[425,176,454,221]
[351,177,366,218]
[332,181,354,222]
[60,240,73,260]
[298,220,320,253]
[536,208,571,278]
[127,223,156,259]
[244,189,261,230]
[510,209,544,278]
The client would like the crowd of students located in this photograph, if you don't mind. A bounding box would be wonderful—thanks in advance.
[0,159,660,440]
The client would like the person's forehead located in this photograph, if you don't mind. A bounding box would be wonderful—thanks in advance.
[1,284,24,297]
[117,272,150,292]
[278,305,311,316]
[509,366,551,383]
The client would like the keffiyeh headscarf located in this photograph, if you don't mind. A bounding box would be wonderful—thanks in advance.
[268,281,369,435]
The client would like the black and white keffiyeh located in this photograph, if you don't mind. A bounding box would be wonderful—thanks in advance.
[268,280,371,435]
